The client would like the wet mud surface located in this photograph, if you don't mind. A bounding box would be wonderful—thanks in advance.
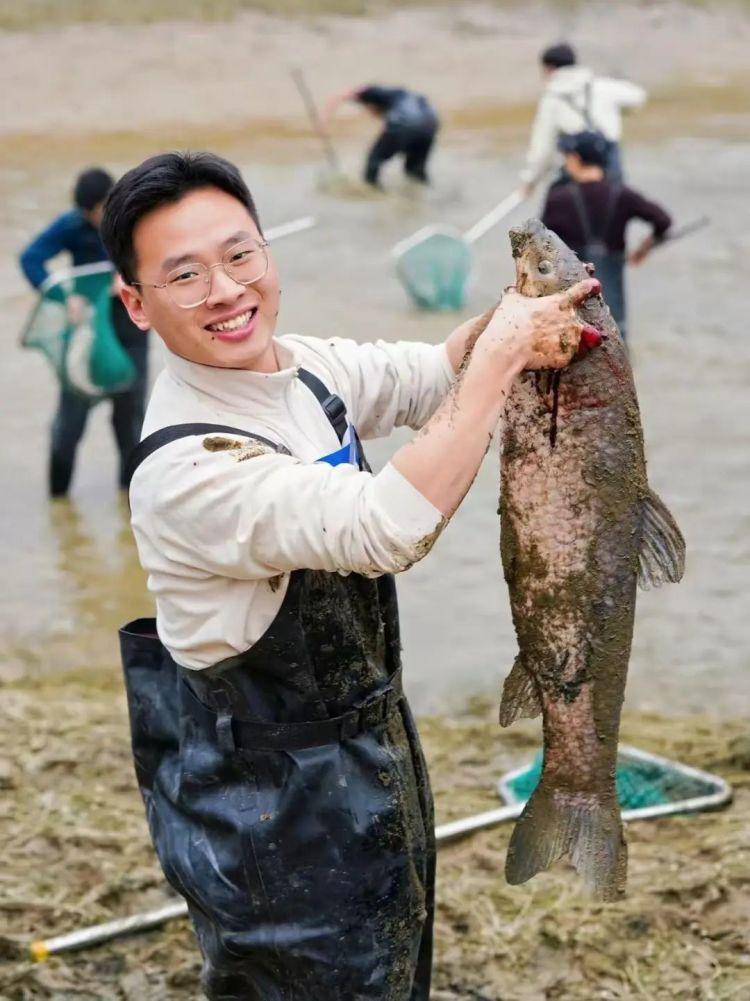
[0,682,748,1000]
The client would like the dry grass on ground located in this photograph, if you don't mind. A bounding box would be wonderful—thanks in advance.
[2,0,747,32]
[1,0,490,31]
[1,669,749,1000]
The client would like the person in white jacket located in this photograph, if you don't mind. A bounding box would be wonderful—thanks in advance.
[521,42,646,197]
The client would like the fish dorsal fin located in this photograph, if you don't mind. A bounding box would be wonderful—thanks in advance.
[638,488,686,590]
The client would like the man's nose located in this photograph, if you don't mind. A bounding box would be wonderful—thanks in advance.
[205,265,245,308]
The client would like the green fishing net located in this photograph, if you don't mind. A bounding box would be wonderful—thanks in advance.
[505,749,716,810]
[395,229,472,311]
[20,264,136,399]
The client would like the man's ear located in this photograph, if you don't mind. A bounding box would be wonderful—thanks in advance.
[118,279,151,332]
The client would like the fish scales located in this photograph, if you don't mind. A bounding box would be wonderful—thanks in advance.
[498,219,685,900]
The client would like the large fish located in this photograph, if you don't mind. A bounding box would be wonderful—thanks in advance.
[498,219,685,900]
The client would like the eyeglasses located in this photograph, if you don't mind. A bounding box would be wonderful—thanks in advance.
[132,238,270,309]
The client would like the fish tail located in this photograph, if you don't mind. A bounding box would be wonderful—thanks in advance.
[505,768,627,901]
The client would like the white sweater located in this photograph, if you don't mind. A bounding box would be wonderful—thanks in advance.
[521,65,647,185]
[130,335,454,670]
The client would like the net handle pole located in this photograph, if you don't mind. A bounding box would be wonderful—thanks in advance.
[290,68,342,173]
[27,804,522,959]
[435,802,524,844]
[29,900,189,961]
[264,216,317,241]
[652,215,710,251]
[462,190,525,245]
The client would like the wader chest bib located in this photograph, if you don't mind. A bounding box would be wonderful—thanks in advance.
[570,182,627,337]
[119,369,435,1001]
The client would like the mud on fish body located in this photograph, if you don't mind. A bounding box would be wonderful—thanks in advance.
[498,219,686,900]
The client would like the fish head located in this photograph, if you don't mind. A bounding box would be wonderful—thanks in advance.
[510,218,588,298]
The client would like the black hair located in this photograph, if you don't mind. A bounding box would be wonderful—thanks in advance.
[73,167,114,212]
[100,151,262,284]
[541,43,577,70]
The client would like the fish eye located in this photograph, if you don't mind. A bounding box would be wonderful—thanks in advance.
[537,260,554,276]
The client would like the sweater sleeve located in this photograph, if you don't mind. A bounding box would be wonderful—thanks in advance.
[520,96,560,186]
[599,77,647,112]
[131,435,445,583]
[624,188,672,241]
[19,213,75,294]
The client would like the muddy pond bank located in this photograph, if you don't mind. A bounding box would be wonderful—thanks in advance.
[1,673,749,1000]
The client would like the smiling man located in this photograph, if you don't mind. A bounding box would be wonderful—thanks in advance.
[102,151,601,1001]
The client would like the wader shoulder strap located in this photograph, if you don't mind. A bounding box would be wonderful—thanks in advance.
[570,183,596,246]
[127,370,350,483]
[570,182,623,251]
[555,79,595,129]
[297,367,348,443]
[126,423,281,484]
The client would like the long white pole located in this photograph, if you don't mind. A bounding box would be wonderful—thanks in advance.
[462,190,525,245]
[265,216,317,241]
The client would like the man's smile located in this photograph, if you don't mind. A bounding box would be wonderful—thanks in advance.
[205,305,259,341]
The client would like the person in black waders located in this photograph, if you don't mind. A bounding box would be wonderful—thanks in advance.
[541,130,672,340]
[323,84,439,188]
[102,150,603,1001]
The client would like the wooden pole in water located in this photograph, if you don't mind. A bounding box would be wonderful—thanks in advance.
[290,68,342,174]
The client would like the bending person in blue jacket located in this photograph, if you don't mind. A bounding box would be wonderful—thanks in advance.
[19,167,149,497]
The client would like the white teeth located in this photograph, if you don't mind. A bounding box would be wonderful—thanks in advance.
[209,309,254,332]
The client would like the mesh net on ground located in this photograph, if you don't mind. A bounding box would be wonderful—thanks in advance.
[394,229,472,311]
[504,749,717,810]
[20,264,136,399]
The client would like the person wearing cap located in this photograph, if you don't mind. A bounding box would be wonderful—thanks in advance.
[19,167,149,497]
[520,43,647,198]
[323,84,439,188]
[542,130,672,339]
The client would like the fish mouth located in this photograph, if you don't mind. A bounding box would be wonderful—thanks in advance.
[510,218,547,258]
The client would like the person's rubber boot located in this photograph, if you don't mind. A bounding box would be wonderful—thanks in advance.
[49,454,73,498]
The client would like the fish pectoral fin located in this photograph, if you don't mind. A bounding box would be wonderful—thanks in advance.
[637,488,686,590]
[505,776,627,901]
[499,655,542,727]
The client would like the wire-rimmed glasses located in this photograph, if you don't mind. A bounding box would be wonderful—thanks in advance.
[132,238,270,308]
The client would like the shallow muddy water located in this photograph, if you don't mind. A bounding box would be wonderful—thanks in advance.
[1,129,748,715]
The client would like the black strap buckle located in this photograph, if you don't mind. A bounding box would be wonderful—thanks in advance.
[321,394,348,443]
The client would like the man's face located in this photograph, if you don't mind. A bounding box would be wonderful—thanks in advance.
[564,151,584,177]
[120,187,281,372]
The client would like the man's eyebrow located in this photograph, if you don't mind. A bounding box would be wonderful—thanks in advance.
[221,230,253,248]
[160,232,254,272]
[161,252,198,272]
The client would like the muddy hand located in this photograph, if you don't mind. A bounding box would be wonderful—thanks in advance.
[472,278,602,373]
[523,277,604,369]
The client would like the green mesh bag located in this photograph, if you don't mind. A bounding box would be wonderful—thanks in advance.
[393,226,472,311]
[502,745,719,812]
[20,263,136,400]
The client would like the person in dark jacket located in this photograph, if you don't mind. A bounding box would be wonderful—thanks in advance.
[19,167,149,497]
[542,130,672,339]
[324,84,439,187]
